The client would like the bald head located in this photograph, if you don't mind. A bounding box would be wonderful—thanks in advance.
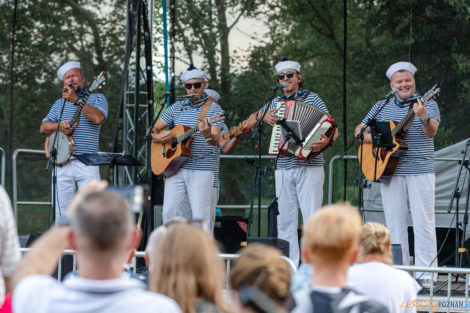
[71,191,134,251]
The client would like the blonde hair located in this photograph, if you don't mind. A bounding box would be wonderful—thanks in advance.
[303,203,362,265]
[229,244,291,306]
[149,223,228,313]
[358,222,392,265]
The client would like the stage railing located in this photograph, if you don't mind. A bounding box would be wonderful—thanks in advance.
[18,246,470,311]
[12,149,51,221]
[0,147,5,186]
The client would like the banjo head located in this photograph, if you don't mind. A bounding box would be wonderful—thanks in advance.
[47,131,74,164]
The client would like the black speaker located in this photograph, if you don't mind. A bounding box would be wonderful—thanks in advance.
[214,216,247,253]
[247,237,289,257]
[407,226,464,267]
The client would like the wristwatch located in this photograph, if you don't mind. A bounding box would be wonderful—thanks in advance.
[421,117,431,125]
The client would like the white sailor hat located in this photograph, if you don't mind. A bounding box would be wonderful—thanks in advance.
[275,57,301,73]
[57,61,81,81]
[205,86,221,102]
[180,64,207,83]
[386,61,417,80]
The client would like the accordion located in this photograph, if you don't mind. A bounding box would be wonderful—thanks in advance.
[268,100,336,160]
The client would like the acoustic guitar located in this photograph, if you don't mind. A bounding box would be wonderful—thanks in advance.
[151,113,225,177]
[44,72,106,165]
[358,83,441,182]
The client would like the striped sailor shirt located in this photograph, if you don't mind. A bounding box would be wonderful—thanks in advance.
[42,93,108,155]
[262,89,329,169]
[160,96,224,171]
[362,94,440,175]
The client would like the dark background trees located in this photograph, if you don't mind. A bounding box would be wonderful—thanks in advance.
[1,0,468,233]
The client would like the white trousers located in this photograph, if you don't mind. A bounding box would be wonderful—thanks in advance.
[276,166,324,267]
[163,169,214,231]
[180,185,219,233]
[55,160,100,225]
[380,174,437,280]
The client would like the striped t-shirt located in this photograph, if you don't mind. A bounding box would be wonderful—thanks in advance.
[42,93,108,155]
[160,97,224,171]
[262,89,329,169]
[362,94,440,175]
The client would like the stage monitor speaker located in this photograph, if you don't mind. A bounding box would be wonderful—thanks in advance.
[407,226,464,267]
[247,237,289,257]
[214,216,247,254]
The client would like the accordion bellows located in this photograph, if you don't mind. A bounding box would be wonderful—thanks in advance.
[269,100,336,160]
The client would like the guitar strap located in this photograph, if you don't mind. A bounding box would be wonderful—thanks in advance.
[197,98,213,125]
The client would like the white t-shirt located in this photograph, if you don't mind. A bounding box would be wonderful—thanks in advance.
[13,275,182,313]
[0,185,21,300]
[347,262,421,313]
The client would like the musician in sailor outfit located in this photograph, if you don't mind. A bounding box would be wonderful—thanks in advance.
[178,86,244,233]
[40,61,108,225]
[151,66,224,231]
[354,61,440,285]
[246,58,338,266]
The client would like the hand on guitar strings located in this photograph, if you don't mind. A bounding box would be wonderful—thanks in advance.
[151,130,173,143]
[310,133,331,152]
[198,119,213,140]
[59,121,74,136]
[413,98,429,121]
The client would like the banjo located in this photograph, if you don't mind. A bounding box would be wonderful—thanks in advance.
[44,72,106,165]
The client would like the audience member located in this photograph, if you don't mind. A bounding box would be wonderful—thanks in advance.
[0,186,21,302]
[229,244,291,313]
[149,223,229,313]
[288,204,389,313]
[11,181,182,313]
[348,222,420,313]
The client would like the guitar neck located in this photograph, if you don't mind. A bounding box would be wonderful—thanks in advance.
[391,108,415,137]
[219,120,248,143]
[69,90,91,125]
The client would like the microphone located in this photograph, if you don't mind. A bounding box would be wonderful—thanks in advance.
[271,82,286,90]
[384,88,398,99]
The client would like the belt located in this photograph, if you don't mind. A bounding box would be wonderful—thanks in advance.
[56,156,76,167]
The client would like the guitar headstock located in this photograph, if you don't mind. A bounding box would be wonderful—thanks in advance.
[421,83,441,102]
[89,71,107,92]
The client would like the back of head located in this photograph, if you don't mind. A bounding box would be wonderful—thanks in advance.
[358,222,392,264]
[303,203,362,265]
[71,190,134,252]
[149,223,227,313]
[229,244,291,306]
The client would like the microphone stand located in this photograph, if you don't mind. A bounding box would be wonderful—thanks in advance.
[339,93,394,218]
[45,97,67,225]
[247,87,281,238]
[445,139,470,271]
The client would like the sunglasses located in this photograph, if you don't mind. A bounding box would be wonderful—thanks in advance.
[278,71,295,80]
[185,82,203,89]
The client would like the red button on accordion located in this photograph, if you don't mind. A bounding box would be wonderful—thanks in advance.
[268,100,336,160]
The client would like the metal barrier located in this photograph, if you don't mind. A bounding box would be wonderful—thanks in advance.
[0,147,5,186]
[12,149,51,221]
[20,248,297,287]
[327,155,463,205]
[19,246,470,312]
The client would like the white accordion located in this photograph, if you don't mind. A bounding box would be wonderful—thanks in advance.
[268,100,336,160]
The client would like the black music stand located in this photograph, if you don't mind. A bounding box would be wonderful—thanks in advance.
[368,119,395,182]
[74,153,140,185]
